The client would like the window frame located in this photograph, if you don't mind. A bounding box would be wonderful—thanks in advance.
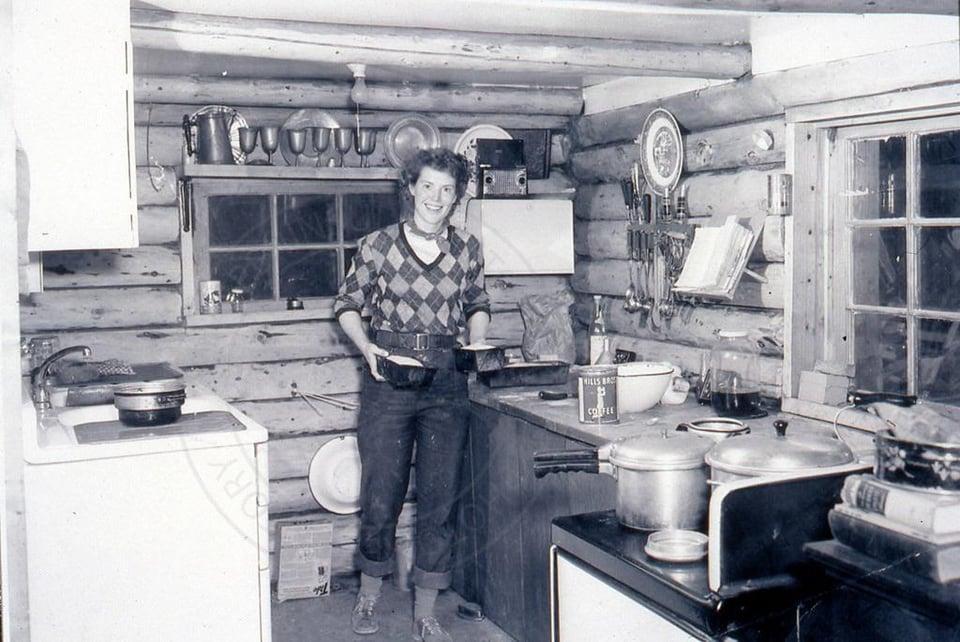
[783,83,960,420]
[180,178,400,326]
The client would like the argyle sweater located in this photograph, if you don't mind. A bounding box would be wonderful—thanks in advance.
[334,223,490,336]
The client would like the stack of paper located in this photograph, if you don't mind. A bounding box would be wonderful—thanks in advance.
[277,521,333,601]
[673,216,755,299]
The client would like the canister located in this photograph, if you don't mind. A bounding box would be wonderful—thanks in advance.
[199,280,222,314]
[578,365,619,424]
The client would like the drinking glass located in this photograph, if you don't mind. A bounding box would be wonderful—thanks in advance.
[260,126,279,166]
[334,128,353,167]
[287,129,307,167]
[312,127,331,168]
[355,129,377,168]
[238,127,259,165]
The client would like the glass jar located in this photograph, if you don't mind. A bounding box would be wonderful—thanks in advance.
[707,330,763,418]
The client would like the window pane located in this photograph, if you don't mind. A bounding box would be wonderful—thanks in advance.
[919,227,960,312]
[277,194,337,243]
[343,192,400,241]
[853,313,907,394]
[210,251,273,300]
[344,246,358,273]
[849,136,906,220]
[209,195,271,246]
[279,250,339,298]
[851,227,906,307]
[920,130,960,219]
[919,318,960,404]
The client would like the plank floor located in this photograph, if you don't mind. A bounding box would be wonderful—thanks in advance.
[272,577,515,642]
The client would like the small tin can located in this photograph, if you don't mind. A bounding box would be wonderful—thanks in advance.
[199,280,222,314]
[578,365,619,424]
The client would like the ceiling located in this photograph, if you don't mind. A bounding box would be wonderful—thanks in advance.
[130,1,957,91]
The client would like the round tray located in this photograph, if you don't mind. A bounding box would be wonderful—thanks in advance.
[637,108,683,197]
[308,435,362,514]
[384,113,442,168]
[278,108,340,166]
[644,529,708,563]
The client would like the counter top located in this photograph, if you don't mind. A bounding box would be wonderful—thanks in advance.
[469,383,875,452]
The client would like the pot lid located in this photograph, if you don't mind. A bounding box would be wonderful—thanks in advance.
[704,420,855,475]
[608,429,713,471]
[114,377,185,395]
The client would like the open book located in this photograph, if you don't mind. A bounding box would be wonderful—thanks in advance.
[673,215,755,299]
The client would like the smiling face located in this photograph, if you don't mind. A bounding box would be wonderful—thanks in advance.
[409,166,458,233]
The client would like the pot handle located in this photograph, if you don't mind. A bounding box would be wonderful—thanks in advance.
[532,448,599,478]
[847,390,917,407]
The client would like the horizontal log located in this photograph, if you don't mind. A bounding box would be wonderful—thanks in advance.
[132,10,749,81]
[182,356,364,402]
[269,473,416,515]
[572,258,783,310]
[570,117,786,182]
[572,294,783,356]
[235,396,359,437]
[135,75,582,117]
[622,0,957,14]
[26,321,355,368]
[20,287,182,332]
[487,276,571,310]
[138,206,180,245]
[574,216,784,263]
[137,166,178,206]
[574,167,781,222]
[573,40,960,147]
[42,246,180,289]
[135,102,572,130]
[268,431,355,480]
[574,330,782,397]
[526,170,575,196]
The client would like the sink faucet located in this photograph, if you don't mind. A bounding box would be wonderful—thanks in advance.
[31,345,92,409]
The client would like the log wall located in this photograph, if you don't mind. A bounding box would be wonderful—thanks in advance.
[21,83,575,582]
[570,112,790,397]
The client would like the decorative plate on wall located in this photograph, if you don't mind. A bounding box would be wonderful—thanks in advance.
[384,113,442,169]
[307,435,362,514]
[637,108,683,197]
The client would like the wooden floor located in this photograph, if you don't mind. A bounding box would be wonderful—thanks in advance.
[271,577,515,641]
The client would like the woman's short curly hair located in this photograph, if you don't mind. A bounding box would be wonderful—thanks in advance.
[401,147,470,203]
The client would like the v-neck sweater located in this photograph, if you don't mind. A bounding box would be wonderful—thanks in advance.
[334,222,490,336]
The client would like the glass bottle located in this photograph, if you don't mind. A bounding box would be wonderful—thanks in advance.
[708,330,762,417]
[596,336,614,365]
[589,295,607,365]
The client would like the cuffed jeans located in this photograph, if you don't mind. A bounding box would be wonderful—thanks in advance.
[355,349,469,590]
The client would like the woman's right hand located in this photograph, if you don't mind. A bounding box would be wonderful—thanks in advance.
[363,343,390,382]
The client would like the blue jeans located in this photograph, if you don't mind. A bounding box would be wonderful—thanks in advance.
[355,348,469,590]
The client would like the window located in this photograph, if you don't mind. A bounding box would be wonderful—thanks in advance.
[182,179,399,320]
[789,106,960,407]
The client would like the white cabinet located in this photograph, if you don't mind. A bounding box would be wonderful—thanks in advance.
[14,0,138,251]
[465,199,574,275]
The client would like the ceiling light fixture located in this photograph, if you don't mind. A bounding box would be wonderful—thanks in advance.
[348,63,368,106]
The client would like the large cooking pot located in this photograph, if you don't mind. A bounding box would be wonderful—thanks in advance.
[113,378,186,427]
[704,419,855,483]
[533,430,714,530]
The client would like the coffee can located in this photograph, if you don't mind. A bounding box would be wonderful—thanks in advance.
[199,280,222,314]
[578,365,619,424]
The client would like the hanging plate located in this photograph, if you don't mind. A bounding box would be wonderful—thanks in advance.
[307,435,362,514]
[637,108,683,197]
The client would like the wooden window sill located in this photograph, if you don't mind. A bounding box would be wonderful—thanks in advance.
[183,306,337,327]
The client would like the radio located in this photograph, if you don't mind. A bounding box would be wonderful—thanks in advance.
[480,167,528,198]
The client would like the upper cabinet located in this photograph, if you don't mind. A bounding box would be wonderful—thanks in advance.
[14,0,138,251]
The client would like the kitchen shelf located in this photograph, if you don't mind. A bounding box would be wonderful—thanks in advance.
[181,164,401,181]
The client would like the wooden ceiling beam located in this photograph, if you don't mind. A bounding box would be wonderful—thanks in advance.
[613,0,958,15]
[130,9,751,81]
[135,75,584,116]
[573,40,960,147]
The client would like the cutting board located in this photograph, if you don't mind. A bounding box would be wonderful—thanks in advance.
[708,462,871,595]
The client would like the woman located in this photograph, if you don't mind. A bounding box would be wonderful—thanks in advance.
[334,147,490,641]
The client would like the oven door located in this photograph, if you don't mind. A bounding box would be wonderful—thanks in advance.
[550,546,701,642]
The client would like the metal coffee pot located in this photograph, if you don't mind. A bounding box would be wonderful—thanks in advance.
[183,112,234,165]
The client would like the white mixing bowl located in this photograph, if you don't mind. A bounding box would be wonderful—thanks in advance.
[617,362,674,414]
